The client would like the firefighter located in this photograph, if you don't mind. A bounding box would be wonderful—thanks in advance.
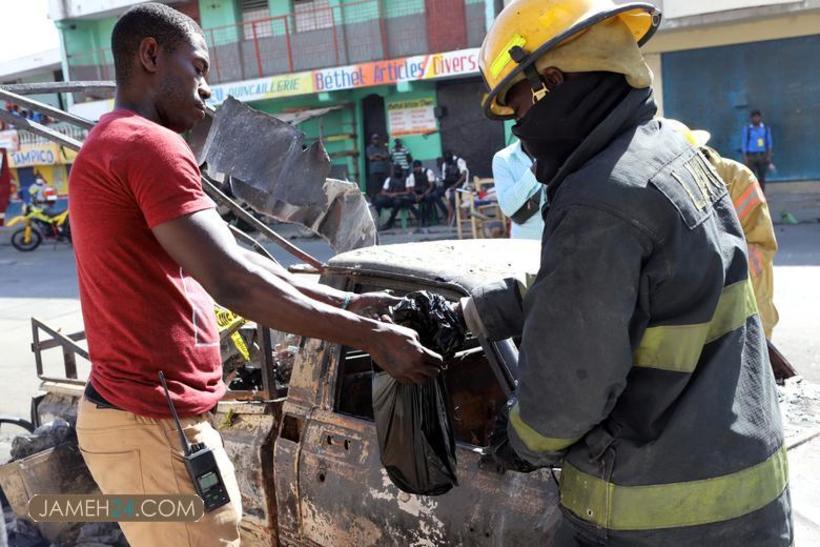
[459,0,792,544]
[668,120,780,339]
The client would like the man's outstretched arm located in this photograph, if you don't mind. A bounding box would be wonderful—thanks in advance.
[238,249,398,315]
[153,208,442,383]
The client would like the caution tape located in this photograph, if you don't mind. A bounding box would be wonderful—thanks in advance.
[214,305,251,361]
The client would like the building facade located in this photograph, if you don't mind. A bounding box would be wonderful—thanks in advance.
[55,0,504,186]
[36,0,820,198]
[0,49,75,222]
[646,0,820,186]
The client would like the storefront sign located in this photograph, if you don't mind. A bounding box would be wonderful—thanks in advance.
[208,72,315,104]
[8,143,67,168]
[78,48,481,111]
[207,47,481,104]
[313,48,480,93]
[387,98,437,136]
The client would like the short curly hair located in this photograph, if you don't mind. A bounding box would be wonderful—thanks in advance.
[111,2,204,84]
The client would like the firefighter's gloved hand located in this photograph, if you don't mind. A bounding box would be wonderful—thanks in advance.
[480,401,539,474]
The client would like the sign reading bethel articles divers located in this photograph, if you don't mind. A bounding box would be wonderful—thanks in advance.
[206,48,480,104]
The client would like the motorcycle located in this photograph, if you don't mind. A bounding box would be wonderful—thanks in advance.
[5,204,71,252]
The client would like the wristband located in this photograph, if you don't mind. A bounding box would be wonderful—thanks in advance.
[341,294,353,310]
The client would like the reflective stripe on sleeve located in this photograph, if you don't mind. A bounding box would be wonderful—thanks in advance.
[734,184,763,222]
[509,402,580,453]
[633,278,758,373]
[559,444,788,531]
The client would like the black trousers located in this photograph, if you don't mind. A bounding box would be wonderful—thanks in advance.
[746,153,769,192]
[373,194,418,227]
[416,193,447,224]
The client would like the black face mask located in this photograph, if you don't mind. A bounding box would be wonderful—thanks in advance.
[511,72,632,184]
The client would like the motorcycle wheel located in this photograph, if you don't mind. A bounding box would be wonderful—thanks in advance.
[11,227,42,251]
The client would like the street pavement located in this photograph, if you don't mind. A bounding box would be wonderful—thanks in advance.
[1,222,818,461]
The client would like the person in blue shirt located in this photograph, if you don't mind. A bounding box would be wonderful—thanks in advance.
[492,139,545,239]
[742,110,773,192]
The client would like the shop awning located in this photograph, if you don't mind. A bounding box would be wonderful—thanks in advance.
[276,106,342,126]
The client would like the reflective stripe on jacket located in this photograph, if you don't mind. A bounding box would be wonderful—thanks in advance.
[467,88,791,545]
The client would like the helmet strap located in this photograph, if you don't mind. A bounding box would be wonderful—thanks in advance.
[509,45,549,104]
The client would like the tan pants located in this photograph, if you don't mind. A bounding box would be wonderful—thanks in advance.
[76,397,242,546]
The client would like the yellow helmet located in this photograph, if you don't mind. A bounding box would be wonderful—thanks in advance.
[479,0,661,119]
[664,118,712,147]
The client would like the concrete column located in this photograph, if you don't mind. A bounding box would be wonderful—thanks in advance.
[645,52,664,116]
[485,0,497,35]
[55,21,74,110]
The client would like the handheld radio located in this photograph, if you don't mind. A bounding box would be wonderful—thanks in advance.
[158,371,230,512]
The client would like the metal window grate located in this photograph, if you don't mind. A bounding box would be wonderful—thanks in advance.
[294,0,334,32]
[241,0,273,39]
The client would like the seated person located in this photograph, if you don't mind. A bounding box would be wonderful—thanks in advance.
[407,160,446,225]
[439,151,468,225]
[373,163,419,230]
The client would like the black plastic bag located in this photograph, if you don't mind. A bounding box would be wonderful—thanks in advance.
[372,291,465,496]
[391,291,466,361]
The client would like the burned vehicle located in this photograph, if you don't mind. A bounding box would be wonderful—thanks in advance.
[1,239,565,546]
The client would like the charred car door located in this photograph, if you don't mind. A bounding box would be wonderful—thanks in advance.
[294,276,561,545]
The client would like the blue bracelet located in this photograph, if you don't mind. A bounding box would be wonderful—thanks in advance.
[341,294,353,310]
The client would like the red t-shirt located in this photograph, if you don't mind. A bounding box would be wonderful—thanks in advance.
[69,110,223,418]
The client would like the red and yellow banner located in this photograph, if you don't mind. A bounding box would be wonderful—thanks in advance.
[207,48,480,104]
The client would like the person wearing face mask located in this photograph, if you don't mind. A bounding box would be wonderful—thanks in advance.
[456,1,792,545]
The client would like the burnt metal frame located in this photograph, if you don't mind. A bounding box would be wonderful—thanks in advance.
[30,317,88,386]
[0,82,324,270]
[219,322,279,401]
[30,314,279,400]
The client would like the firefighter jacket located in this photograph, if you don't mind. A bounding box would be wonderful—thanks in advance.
[463,88,791,545]
[702,147,779,338]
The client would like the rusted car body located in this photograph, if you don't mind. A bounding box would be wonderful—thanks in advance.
[4,238,562,546]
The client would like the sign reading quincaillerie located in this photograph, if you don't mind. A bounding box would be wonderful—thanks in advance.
[208,72,315,105]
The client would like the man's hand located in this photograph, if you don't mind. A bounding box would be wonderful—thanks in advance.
[369,323,443,383]
[347,291,401,318]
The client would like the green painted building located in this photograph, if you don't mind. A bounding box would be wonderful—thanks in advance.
[58,0,506,189]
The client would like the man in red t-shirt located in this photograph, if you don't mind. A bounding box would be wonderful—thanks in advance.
[71,4,441,546]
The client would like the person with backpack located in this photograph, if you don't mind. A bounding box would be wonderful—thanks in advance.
[742,110,773,192]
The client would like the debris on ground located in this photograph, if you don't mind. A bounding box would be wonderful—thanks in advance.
[778,376,820,446]
[10,420,74,461]
[274,338,298,388]
[3,510,51,547]
[227,364,262,391]
[74,522,127,547]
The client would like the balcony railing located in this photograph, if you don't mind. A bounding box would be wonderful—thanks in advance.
[16,124,89,145]
[67,0,487,86]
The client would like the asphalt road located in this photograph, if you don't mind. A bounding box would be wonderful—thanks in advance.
[1,223,818,461]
